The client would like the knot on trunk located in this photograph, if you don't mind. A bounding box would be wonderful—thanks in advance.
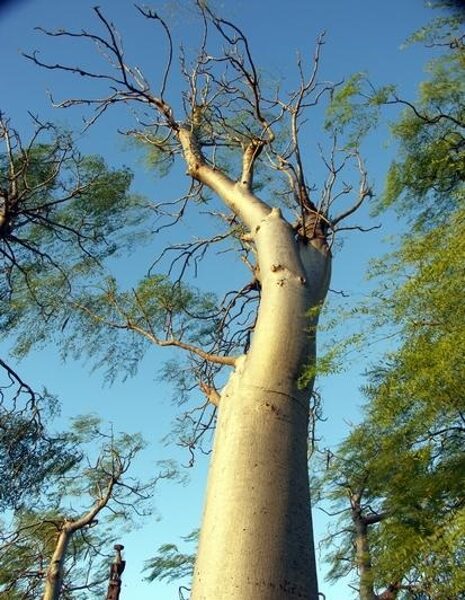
[294,208,329,248]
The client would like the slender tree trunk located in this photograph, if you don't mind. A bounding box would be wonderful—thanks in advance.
[191,207,331,600]
[43,526,71,600]
[354,516,377,600]
[41,487,113,600]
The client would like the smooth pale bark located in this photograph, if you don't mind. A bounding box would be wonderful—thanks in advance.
[43,526,72,600]
[41,478,115,600]
[177,126,331,598]
[191,207,331,600]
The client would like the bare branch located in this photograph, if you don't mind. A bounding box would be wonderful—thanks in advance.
[199,381,221,406]
[72,301,237,367]
[134,5,173,100]
[331,151,373,227]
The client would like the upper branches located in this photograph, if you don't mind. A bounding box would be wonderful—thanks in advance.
[17,2,378,460]
[25,3,372,238]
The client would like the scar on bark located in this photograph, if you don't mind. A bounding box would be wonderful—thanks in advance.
[270,264,284,272]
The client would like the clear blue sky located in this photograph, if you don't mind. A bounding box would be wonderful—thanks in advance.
[0,0,436,598]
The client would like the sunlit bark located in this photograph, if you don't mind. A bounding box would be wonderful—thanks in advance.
[191,205,330,599]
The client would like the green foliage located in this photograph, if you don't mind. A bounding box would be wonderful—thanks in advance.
[0,411,76,511]
[0,381,78,511]
[325,73,365,130]
[64,275,218,382]
[377,24,465,228]
[298,343,343,389]
[321,382,465,598]
[6,268,220,384]
[325,73,385,144]
[320,7,465,597]
[54,415,149,511]
[1,122,149,353]
[128,132,176,178]
[1,130,142,261]
[361,212,465,581]
[299,298,366,389]
[144,529,197,584]
[322,183,465,600]
[403,2,465,49]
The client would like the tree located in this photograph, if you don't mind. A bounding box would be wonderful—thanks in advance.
[376,1,464,228]
[11,3,379,598]
[317,427,397,600]
[319,4,465,597]
[0,112,147,498]
[0,416,158,600]
[321,326,465,599]
[359,209,464,599]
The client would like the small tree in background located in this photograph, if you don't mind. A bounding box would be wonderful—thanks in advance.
[0,415,161,600]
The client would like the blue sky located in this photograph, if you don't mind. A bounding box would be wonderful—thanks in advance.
[0,0,437,598]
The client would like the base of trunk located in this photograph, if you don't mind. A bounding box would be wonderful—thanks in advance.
[191,370,319,600]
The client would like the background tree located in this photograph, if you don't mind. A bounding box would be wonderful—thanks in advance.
[317,426,396,600]
[0,415,160,600]
[0,361,78,512]
[319,4,465,598]
[375,1,464,227]
[0,113,146,359]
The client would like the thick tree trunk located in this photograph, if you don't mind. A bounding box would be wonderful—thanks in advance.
[191,208,331,600]
[43,526,71,600]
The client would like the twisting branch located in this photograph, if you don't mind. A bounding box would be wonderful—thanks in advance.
[198,1,276,143]
[385,94,465,129]
[134,5,173,101]
[0,356,38,408]
[26,8,178,131]
[72,300,237,367]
